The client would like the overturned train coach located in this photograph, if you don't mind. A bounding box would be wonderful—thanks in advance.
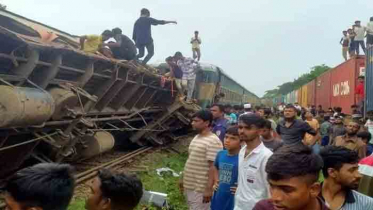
[0,10,198,179]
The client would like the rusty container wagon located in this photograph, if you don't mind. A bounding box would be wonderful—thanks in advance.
[0,10,198,179]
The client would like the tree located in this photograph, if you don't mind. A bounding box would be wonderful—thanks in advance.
[264,64,330,98]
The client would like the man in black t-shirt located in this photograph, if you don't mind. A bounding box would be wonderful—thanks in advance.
[133,8,177,64]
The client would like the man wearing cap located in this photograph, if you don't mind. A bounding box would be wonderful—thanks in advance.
[243,104,253,115]
[354,20,367,55]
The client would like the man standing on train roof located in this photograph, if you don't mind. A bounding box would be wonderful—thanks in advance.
[133,8,177,65]
[276,104,317,145]
[210,104,229,143]
[191,31,202,61]
[354,20,367,55]
[340,30,350,61]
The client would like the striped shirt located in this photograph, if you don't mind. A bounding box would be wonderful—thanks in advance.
[183,133,223,193]
[321,188,373,210]
[177,58,196,80]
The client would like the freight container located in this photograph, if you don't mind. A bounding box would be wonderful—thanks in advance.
[330,56,365,114]
[295,90,299,103]
[291,90,296,104]
[307,80,316,107]
[301,85,308,108]
[366,47,373,112]
[297,87,302,104]
[285,93,290,104]
[315,71,331,110]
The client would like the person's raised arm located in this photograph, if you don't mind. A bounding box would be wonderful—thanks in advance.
[80,36,87,50]
[150,17,177,25]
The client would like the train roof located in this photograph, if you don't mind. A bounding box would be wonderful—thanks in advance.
[153,61,258,98]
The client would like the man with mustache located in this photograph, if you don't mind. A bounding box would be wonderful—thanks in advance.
[320,146,373,209]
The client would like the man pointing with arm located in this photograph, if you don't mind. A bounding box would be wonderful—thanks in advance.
[133,8,177,65]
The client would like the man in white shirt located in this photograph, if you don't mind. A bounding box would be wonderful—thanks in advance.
[234,114,273,210]
[354,20,367,55]
[191,31,202,61]
[367,17,373,47]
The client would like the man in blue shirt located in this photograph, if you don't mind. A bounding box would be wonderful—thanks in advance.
[133,8,177,64]
[211,104,229,143]
[211,126,241,210]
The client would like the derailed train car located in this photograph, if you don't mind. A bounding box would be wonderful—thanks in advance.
[0,10,197,178]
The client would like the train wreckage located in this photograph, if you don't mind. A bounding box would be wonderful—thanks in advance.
[0,10,198,178]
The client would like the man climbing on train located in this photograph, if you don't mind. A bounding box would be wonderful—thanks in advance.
[174,51,198,103]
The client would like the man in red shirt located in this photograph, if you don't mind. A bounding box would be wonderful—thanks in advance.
[355,75,365,114]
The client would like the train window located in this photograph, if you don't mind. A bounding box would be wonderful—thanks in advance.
[199,71,218,83]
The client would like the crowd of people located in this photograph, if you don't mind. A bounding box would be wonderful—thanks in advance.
[180,102,373,210]
[340,17,373,61]
[2,102,373,210]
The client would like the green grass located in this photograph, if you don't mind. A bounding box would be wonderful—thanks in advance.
[68,199,85,210]
[135,151,189,210]
[69,150,189,210]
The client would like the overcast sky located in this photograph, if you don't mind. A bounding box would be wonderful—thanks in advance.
[2,0,373,96]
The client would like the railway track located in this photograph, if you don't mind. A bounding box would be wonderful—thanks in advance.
[0,146,154,209]
[74,146,153,184]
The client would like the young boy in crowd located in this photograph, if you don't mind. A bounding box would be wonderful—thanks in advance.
[211,126,241,210]
[260,120,283,152]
